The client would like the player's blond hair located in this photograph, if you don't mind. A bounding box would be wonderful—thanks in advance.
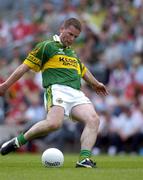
[63,18,82,32]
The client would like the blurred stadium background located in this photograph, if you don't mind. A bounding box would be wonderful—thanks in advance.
[0,0,143,156]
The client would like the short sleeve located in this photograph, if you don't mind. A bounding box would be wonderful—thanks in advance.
[81,63,87,77]
[23,42,47,72]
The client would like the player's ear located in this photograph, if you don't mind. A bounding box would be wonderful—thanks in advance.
[59,25,64,33]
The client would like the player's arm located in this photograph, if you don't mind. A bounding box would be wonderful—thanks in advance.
[0,63,30,96]
[82,68,108,96]
[0,42,46,96]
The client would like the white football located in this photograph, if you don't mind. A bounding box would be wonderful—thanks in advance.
[41,148,64,168]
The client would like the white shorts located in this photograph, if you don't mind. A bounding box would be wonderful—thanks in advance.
[44,84,91,116]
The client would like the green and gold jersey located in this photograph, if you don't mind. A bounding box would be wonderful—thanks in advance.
[23,35,87,89]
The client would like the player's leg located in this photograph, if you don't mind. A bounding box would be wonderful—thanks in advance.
[0,106,64,155]
[24,106,64,140]
[71,103,100,168]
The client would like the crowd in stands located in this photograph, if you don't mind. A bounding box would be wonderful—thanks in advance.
[0,0,143,155]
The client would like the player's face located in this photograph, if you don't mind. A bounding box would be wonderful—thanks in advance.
[59,25,80,47]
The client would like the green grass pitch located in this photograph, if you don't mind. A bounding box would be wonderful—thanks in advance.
[0,153,143,180]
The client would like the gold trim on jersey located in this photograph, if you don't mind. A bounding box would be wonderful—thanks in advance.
[27,54,41,65]
[24,58,41,72]
[23,53,41,72]
[41,55,81,74]
[81,64,87,77]
[44,86,53,111]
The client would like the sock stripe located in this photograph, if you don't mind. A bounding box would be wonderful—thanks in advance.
[17,133,27,146]
[79,149,92,161]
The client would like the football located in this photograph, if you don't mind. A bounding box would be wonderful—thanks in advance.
[41,148,64,168]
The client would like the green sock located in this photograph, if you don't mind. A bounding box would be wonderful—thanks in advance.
[79,149,92,161]
[17,133,27,146]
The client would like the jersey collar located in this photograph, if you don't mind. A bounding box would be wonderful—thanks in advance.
[53,34,70,48]
[53,35,62,44]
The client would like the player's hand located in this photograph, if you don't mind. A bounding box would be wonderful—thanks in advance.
[92,82,108,96]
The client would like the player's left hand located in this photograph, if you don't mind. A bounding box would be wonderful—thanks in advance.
[92,82,108,96]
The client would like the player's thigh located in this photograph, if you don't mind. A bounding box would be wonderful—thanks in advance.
[46,105,65,126]
[71,103,99,124]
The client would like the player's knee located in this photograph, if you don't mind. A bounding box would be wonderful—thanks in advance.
[46,121,62,131]
[88,113,100,128]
